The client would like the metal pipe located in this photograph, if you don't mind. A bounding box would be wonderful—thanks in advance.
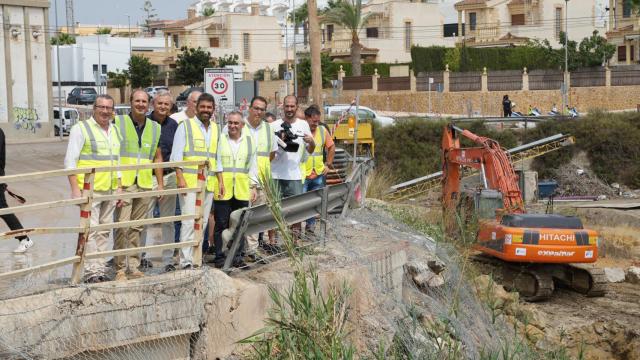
[480,162,488,189]
[54,0,63,140]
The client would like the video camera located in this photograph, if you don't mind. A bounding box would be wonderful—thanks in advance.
[275,121,304,152]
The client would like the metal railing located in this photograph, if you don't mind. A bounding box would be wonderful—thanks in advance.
[220,159,374,271]
[0,158,375,281]
[0,161,209,284]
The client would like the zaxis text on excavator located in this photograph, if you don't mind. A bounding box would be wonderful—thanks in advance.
[441,124,606,301]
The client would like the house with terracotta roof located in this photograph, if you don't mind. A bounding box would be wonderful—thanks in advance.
[605,0,640,65]
[322,0,454,64]
[453,0,599,48]
[154,4,286,76]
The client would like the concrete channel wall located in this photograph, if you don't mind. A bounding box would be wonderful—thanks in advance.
[0,247,408,359]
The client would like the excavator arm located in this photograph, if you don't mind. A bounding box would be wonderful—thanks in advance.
[442,124,525,216]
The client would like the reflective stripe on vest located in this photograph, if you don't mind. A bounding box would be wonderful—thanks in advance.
[116,115,160,188]
[305,127,326,177]
[76,119,120,191]
[219,134,253,201]
[245,120,272,178]
[182,118,219,192]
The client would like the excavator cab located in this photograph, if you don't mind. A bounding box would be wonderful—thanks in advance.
[473,189,504,220]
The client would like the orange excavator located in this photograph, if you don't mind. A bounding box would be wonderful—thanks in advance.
[441,124,606,301]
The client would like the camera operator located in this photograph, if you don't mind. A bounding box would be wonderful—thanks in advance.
[270,95,315,240]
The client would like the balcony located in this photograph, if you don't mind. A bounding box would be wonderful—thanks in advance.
[469,24,499,42]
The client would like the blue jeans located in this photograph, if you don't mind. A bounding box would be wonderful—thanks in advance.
[303,175,325,228]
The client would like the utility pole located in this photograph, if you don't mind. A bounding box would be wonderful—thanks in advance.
[353,92,360,168]
[308,0,322,108]
[97,33,102,94]
[292,0,298,98]
[127,14,132,58]
[55,0,63,140]
[285,10,290,94]
[563,0,569,113]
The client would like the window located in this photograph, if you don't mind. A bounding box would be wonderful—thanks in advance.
[618,46,627,62]
[555,7,562,38]
[92,64,98,73]
[327,24,334,41]
[469,12,477,31]
[511,14,525,26]
[172,34,179,48]
[404,22,412,51]
[366,27,379,38]
[209,37,220,47]
[623,0,632,18]
[243,33,250,60]
[101,64,107,74]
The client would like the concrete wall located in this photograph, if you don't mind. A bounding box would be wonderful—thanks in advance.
[323,85,640,115]
[0,1,53,140]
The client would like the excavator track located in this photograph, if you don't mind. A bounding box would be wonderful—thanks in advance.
[471,254,606,301]
[564,263,608,297]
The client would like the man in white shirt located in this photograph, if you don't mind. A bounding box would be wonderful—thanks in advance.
[270,95,315,241]
[64,94,122,283]
[170,90,202,124]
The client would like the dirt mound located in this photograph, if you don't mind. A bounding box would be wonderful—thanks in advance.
[553,320,640,360]
[551,162,617,198]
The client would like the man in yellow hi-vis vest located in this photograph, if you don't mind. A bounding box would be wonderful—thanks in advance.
[112,89,161,281]
[303,105,335,235]
[64,95,122,283]
[212,111,258,268]
[170,93,223,269]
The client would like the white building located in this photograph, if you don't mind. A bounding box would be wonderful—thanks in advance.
[453,0,601,48]
[51,36,166,98]
[322,0,454,64]
[0,0,52,139]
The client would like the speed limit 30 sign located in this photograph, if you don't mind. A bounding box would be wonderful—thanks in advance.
[204,68,235,112]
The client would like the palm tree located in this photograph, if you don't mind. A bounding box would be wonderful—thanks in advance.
[322,0,372,76]
[50,32,76,45]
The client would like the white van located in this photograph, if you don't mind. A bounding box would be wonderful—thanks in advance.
[53,107,79,136]
[323,105,395,127]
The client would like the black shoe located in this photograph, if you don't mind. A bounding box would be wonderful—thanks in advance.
[182,264,193,270]
[244,253,259,263]
[205,246,216,255]
[140,258,153,269]
[262,243,282,255]
[164,264,176,272]
[232,258,247,268]
[213,257,226,269]
[85,275,107,284]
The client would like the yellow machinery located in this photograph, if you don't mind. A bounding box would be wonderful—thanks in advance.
[326,113,375,157]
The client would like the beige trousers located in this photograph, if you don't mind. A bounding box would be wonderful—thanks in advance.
[114,184,152,271]
[84,191,116,277]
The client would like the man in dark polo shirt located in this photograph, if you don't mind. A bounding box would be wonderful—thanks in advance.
[140,90,179,270]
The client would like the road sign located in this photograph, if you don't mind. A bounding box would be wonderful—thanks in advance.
[204,68,235,112]
[284,71,292,81]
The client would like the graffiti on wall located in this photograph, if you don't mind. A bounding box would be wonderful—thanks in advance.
[13,107,42,133]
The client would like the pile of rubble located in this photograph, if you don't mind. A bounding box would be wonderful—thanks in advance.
[551,163,618,198]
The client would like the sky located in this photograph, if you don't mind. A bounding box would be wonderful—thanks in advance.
[50,0,607,27]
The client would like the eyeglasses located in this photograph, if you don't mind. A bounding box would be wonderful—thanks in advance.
[252,106,266,112]
[94,105,114,111]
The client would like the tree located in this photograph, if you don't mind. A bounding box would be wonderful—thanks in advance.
[202,6,215,17]
[577,30,615,67]
[175,47,213,86]
[217,54,239,67]
[297,53,333,88]
[50,33,75,45]
[141,0,157,33]
[95,27,112,35]
[253,68,277,81]
[128,55,154,88]
[322,0,372,76]
[289,3,309,46]
[308,0,323,104]
[108,69,128,103]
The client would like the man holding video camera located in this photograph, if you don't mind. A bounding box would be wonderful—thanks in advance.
[270,95,315,239]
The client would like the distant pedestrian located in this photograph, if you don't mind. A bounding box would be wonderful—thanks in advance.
[502,95,512,117]
[0,128,33,253]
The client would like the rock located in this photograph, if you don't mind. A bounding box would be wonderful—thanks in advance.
[525,324,545,342]
[604,267,626,283]
[427,259,446,275]
[626,266,640,284]
[405,260,445,290]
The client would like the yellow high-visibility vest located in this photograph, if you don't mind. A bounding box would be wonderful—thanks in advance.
[76,118,120,191]
[182,118,220,192]
[244,120,273,180]
[304,127,327,177]
[218,133,254,201]
[115,115,160,189]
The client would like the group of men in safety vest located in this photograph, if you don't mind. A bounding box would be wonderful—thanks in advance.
[64,90,334,283]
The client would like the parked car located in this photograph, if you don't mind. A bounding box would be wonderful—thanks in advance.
[114,105,131,116]
[53,107,79,136]
[145,86,168,101]
[323,104,395,127]
[67,87,97,105]
[176,87,204,102]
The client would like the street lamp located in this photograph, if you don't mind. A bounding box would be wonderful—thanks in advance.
[127,14,132,58]
[54,0,63,140]
[564,0,569,112]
